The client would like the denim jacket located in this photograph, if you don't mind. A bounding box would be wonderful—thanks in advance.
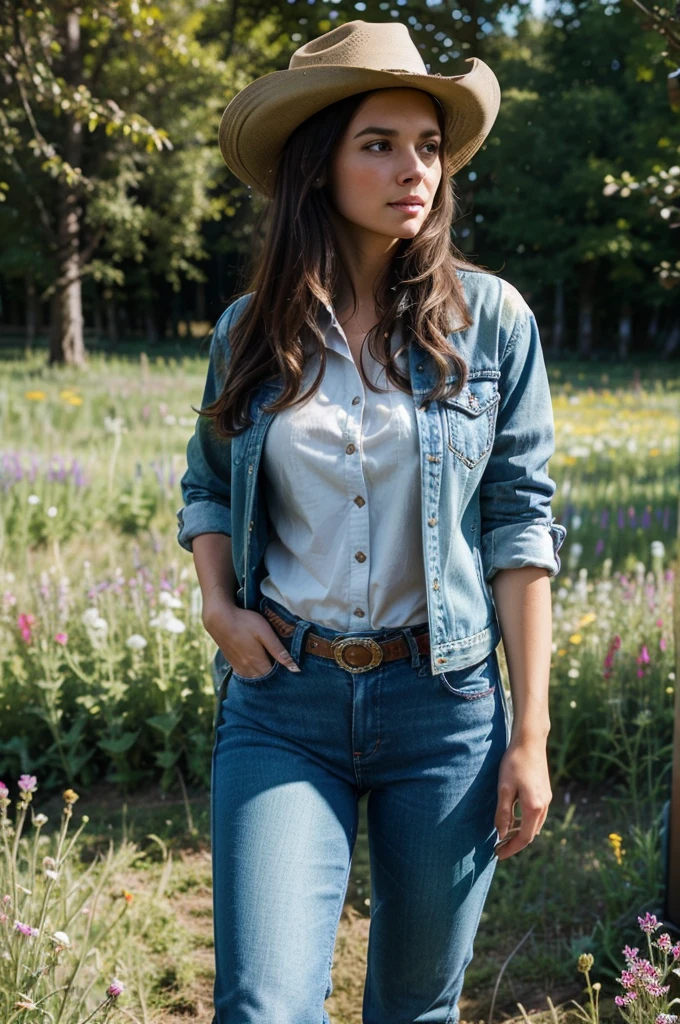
[177,268,567,697]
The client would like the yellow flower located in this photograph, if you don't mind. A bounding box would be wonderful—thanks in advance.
[557,649,567,656]
[577,953,594,973]
[25,390,46,401]
[608,832,625,865]
[65,396,83,406]
[63,789,79,805]
[569,634,583,645]
[648,449,660,457]
[578,613,597,627]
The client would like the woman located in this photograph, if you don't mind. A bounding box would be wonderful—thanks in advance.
[177,19,567,1024]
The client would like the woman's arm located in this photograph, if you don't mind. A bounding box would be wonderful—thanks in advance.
[491,564,552,743]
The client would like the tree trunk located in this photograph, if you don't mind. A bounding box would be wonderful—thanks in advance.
[662,318,680,358]
[552,277,565,355]
[577,270,594,357]
[50,8,86,367]
[25,270,37,353]
[617,299,633,359]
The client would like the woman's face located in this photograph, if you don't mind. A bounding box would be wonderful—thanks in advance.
[326,88,443,242]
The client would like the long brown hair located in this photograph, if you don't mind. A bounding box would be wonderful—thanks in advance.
[202,88,497,438]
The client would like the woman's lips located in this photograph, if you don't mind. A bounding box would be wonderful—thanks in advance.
[388,202,423,214]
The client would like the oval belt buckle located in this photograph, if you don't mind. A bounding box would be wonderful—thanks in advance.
[331,637,384,673]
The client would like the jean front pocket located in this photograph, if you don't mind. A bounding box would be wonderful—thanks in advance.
[231,658,283,687]
[441,373,501,469]
[438,657,497,700]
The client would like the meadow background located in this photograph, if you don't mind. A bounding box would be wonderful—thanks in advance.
[1,0,680,1020]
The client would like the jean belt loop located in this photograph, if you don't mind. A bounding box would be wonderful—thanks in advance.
[290,617,314,664]
[402,626,422,669]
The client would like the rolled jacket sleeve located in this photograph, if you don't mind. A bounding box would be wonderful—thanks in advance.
[176,308,234,553]
[480,301,567,581]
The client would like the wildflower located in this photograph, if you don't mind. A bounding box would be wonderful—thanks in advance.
[14,920,33,936]
[27,495,41,505]
[638,912,660,934]
[126,633,148,650]
[569,633,582,644]
[32,813,48,827]
[577,953,594,973]
[646,982,671,997]
[149,609,186,634]
[25,391,46,401]
[63,789,79,805]
[608,833,624,865]
[17,613,35,643]
[615,992,638,1006]
[14,998,37,1010]
[107,978,125,998]
[0,782,8,800]
[44,869,59,881]
[123,890,133,904]
[52,930,70,947]
[18,775,37,794]
[43,856,57,870]
[158,590,183,609]
[54,632,68,645]
[47,506,58,518]
[655,1015,678,1024]
[655,933,673,952]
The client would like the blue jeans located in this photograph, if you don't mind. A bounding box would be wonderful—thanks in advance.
[211,593,512,1024]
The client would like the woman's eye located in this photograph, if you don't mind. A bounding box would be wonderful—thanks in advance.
[365,140,440,154]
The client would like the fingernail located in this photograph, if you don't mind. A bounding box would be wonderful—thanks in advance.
[289,662,301,672]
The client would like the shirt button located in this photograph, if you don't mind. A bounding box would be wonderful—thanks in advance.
[355,551,366,562]
[354,496,365,508]
[416,363,424,372]
[352,396,361,405]
[428,517,437,526]
[346,443,356,454]
[354,608,365,618]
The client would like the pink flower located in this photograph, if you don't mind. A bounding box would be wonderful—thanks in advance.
[639,645,650,664]
[638,911,660,933]
[655,618,663,628]
[656,933,673,951]
[17,613,35,643]
[660,636,667,651]
[622,945,639,961]
[14,920,33,936]
[54,632,68,645]
[106,978,125,998]
[0,782,8,800]
[17,775,37,794]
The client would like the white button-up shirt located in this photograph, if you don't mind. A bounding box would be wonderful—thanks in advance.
[259,303,429,631]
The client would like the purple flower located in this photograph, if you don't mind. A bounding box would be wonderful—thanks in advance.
[107,978,125,998]
[14,920,32,936]
[17,775,37,794]
[622,945,639,961]
[638,912,659,933]
[0,782,8,799]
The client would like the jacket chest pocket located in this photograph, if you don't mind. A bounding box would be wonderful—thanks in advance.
[441,376,501,469]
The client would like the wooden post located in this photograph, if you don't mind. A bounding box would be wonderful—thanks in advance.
[665,490,680,925]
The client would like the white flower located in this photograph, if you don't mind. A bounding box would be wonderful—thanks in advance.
[569,700,577,708]
[47,506,58,518]
[28,495,41,505]
[651,540,665,558]
[163,414,177,425]
[158,591,183,609]
[52,930,70,946]
[104,415,127,435]
[125,634,147,650]
[45,869,59,881]
[571,515,582,531]
[568,669,580,679]
[149,610,186,634]
[32,814,48,827]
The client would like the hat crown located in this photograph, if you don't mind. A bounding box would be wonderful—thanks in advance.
[289,20,428,75]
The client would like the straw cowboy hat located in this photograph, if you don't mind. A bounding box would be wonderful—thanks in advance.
[218,19,501,198]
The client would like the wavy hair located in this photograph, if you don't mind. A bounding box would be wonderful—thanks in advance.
[200,87,496,438]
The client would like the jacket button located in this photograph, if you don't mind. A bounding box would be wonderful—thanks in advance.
[355,551,366,562]
[433,580,440,590]
[352,396,361,405]
[346,443,356,454]
[354,608,365,618]
[354,496,365,507]
[428,517,437,526]
[416,363,424,372]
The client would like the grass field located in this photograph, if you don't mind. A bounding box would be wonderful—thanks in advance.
[0,347,678,1022]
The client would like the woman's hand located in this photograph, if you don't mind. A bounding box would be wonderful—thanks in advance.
[202,599,300,679]
[494,737,552,860]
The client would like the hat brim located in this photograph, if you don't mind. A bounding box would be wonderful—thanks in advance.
[218,58,500,197]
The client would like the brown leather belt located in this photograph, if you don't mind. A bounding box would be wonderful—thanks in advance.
[262,604,430,674]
